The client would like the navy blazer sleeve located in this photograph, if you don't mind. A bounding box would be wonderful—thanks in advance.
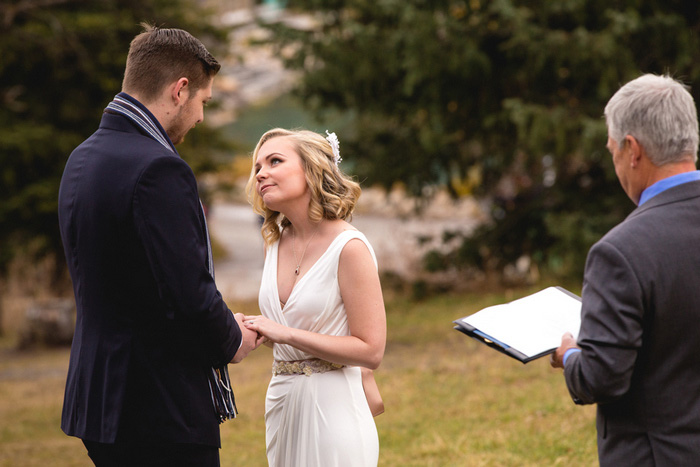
[133,155,241,367]
[564,240,644,404]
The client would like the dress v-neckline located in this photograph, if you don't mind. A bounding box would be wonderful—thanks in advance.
[274,230,356,311]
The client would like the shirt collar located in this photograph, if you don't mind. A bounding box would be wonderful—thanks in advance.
[105,92,177,154]
[639,170,700,205]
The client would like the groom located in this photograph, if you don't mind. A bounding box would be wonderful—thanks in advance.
[58,24,261,465]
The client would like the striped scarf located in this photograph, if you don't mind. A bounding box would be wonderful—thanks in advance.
[106,93,237,423]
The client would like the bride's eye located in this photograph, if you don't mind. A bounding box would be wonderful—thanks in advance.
[271,158,282,166]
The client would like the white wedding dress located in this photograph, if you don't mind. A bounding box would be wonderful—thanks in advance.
[258,230,379,467]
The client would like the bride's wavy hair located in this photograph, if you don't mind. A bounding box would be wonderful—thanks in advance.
[245,128,362,246]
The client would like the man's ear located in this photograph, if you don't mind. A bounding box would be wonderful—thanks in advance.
[171,78,189,105]
[625,135,643,168]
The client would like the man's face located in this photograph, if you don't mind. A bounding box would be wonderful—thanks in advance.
[607,135,641,204]
[168,78,213,145]
[607,136,626,182]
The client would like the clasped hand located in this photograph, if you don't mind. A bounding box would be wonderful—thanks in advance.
[232,313,265,363]
[243,315,288,345]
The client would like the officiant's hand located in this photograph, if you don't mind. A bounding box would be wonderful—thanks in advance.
[550,332,578,369]
[232,313,265,363]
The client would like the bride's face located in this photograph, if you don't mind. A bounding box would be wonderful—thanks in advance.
[254,136,309,211]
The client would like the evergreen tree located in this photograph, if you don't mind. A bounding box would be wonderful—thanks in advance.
[0,1,226,280]
[265,0,700,278]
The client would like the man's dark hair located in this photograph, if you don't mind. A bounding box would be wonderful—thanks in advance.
[122,23,220,102]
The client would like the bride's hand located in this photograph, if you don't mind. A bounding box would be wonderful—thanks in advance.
[243,315,290,344]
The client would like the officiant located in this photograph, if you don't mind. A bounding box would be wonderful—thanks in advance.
[550,74,700,465]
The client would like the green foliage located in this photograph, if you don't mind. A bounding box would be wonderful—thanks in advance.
[265,0,700,279]
[0,0,227,278]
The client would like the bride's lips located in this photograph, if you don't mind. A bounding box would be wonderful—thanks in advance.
[259,184,273,194]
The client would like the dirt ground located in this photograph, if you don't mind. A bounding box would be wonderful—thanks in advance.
[207,195,483,302]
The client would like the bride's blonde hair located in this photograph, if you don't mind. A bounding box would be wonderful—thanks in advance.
[245,128,362,246]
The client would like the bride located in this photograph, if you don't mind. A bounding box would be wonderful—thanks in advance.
[243,128,386,466]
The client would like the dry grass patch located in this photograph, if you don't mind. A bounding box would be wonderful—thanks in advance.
[0,289,597,466]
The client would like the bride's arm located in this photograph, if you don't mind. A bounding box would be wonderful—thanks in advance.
[243,238,386,369]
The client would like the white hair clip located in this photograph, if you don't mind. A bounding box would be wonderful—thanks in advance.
[325,130,342,166]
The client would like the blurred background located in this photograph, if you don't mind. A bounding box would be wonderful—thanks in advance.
[2,0,700,464]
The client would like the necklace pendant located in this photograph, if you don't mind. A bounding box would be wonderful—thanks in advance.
[295,266,300,275]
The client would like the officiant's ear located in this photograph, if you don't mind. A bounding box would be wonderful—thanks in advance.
[623,135,644,168]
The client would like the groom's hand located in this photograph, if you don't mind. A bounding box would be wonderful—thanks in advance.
[232,312,262,363]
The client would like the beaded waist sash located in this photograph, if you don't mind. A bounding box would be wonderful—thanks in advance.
[272,358,345,377]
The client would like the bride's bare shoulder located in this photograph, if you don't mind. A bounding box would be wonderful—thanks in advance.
[336,219,358,233]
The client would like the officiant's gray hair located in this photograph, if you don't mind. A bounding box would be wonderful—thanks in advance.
[604,74,698,165]
[246,128,361,246]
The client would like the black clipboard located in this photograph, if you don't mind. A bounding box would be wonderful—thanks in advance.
[453,287,581,364]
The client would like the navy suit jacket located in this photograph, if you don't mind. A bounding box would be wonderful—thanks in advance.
[58,99,241,447]
[565,180,700,465]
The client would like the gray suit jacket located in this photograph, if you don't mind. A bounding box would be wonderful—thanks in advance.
[565,180,700,466]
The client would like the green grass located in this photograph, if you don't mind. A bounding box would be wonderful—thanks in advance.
[0,289,597,466]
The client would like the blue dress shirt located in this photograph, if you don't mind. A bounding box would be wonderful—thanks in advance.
[638,170,700,206]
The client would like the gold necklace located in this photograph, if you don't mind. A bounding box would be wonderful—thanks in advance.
[292,224,321,275]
